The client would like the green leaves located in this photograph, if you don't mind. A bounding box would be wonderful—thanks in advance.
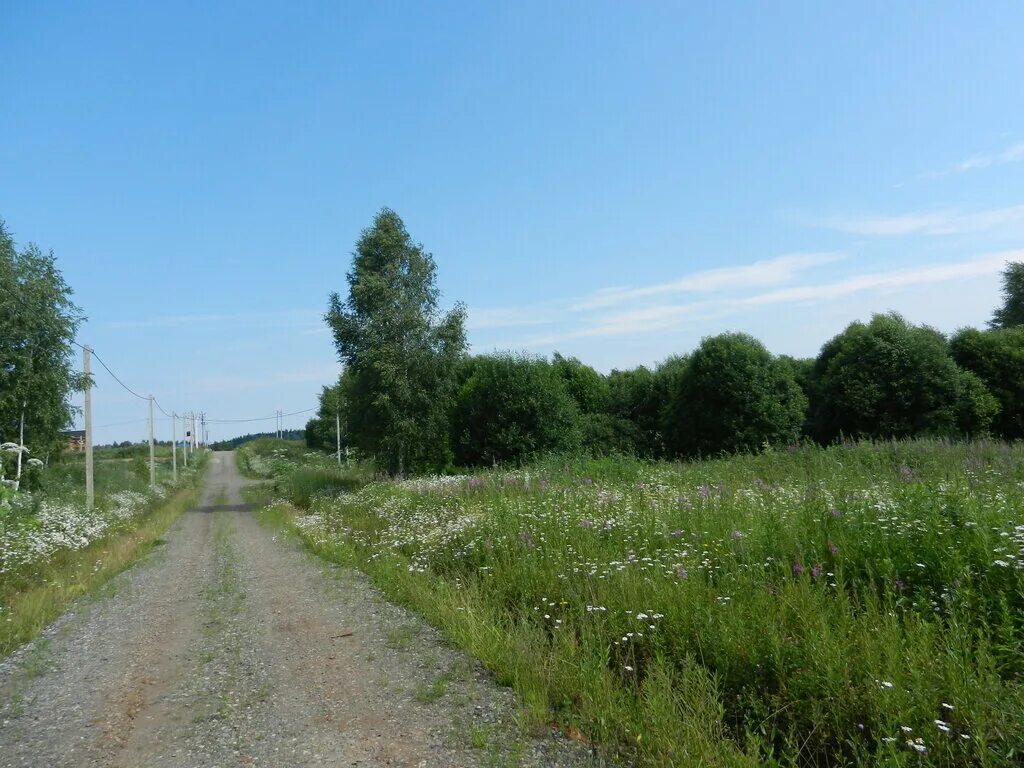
[989,262,1024,329]
[325,209,466,475]
[0,220,85,457]
[451,354,582,466]
[662,333,807,457]
[951,326,1024,439]
[810,314,996,443]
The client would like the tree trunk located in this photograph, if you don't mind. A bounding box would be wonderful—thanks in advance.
[14,406,25,491]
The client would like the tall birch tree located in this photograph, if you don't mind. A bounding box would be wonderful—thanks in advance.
[326,209,466,475]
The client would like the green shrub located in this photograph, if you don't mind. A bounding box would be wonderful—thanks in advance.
[451,354,582,466]
[606,366,658,457]
[663,333,806,457]
[552,352,610,414]
[606,356,687,458]
[811,314,998,442]
[580,412,640,456]
[951,327,1024,438]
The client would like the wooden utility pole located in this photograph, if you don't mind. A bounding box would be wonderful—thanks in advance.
[83,345,94,511]
[171,412,178,482]
[148,395,155,485]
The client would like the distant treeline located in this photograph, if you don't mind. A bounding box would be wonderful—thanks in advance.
[209,430,304,451]
[303,209,1024,474]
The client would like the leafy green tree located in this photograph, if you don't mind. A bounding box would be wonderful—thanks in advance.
[778,355,816,436]
[451,354,581,466]
[551,353,618,455]
[0,220,86,458]
[951,327,1024,438]
[664,334,806,457]
[579,412,650,456]
[326,209,466,475]
[989,262,1024,329]
[604,356,687,458]
[552,353,609,414]
[304,379,347,452]
[604,367,655,456]
[303,417,330,453]
[778,355,815,398]
[811,313,997,442]
[955,369,1001,438]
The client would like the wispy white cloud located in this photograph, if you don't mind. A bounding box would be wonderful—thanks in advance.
[494,250,1020,347]
[468,252,840,332]
[465,304,564,330]
[570,252,843,310]
[737,250,1019,306]
[807,205,1024,236]
[927,141,1024,178]
[539,302,721,344]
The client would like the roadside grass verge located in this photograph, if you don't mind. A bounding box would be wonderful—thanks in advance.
[0,470,205,658]
[254,439,1024,767]
[235,438,308,479]
[237,439,373,507]
[280,465,373,508]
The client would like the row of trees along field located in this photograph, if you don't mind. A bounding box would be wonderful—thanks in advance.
[306,208,1024,474]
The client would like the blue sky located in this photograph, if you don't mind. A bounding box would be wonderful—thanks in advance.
[2,2,1023,442]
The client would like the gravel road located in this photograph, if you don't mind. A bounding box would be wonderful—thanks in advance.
[0,452,598,767]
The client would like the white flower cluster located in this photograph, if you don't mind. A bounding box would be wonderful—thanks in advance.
[396,474,467,494]
[0,486,164,575]
[243,453,273,478]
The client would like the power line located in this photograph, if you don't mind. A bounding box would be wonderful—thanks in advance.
[73,342,176,419]
[72,341,149,401]
[73,341,317,427]
[205,407,316,424]
[93,417,175,429]
[91,417,150,429]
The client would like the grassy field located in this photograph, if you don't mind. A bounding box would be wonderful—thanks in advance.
[0,448,207,657]
[246,439,1024,767]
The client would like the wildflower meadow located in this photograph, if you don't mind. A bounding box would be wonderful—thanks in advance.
[250,439,1024,767]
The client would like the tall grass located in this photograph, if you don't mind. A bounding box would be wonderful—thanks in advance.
[281,466,371,508]
[24,448,183,501]
[258,439,1024,767]
[236,439,372,507]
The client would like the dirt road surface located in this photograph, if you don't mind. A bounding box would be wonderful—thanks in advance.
[0,452,594,767]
